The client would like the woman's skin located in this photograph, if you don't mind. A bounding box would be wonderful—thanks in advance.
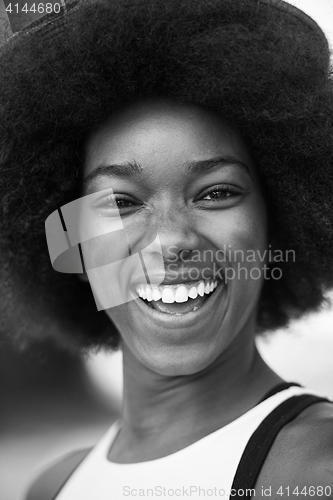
[79,96,285,464]
[74,96,333,499]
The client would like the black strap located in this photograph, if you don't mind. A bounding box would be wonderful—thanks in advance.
[257,381,302,404]
[231,394,331,499]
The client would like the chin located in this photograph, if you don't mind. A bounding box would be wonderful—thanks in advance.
[134,340,225,377]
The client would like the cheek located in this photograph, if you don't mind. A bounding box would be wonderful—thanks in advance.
[201,198,268,301]
[80,231,130,269]
[203,199,268,256]
[79,230,138,312]
[216,202,268,333]
[234,204,268,257]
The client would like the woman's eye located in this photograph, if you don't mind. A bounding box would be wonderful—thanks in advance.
[200,185,241,202]
[114,198,136,209]
[96,194,139,213]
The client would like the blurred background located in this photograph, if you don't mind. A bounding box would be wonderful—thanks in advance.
[0,1,333,499]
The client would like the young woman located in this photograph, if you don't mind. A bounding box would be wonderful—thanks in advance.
[0,0,332,498]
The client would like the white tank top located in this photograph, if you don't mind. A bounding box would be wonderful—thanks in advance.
[54,386,324,500]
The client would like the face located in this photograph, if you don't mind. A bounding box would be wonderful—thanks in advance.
[79,97,268,376]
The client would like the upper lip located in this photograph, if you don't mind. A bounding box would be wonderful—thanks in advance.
[131,269,223,287]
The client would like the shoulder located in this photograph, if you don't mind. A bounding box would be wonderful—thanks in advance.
[26,448,91,500]
[255,401,333,499]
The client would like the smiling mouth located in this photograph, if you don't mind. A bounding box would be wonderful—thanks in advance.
[135,279,220,315]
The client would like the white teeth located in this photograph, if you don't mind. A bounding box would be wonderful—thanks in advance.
[188,286,198,299]
[174,285,188,303]
[198,281,205,297]
[146,286,153,302]
[152,287,162,301]
[135,279,219,304]
[162,287,175,303]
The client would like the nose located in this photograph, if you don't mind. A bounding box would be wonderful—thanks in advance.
[148,202,200,261]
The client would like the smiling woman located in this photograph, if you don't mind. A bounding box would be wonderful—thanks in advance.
[0,0,333,499]
[77,97,269,377]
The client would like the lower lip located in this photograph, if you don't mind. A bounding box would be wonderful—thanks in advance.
[132,281,226,330]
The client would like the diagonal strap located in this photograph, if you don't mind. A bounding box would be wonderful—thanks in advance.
[230,394,331,499]
[258,382,302,404]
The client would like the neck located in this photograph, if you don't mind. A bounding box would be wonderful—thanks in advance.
[109,325,283,462]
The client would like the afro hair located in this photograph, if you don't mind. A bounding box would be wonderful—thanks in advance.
[0,0,333,353]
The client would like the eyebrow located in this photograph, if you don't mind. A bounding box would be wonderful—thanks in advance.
[83,159,143,187]
[184,156,250,175]
[83,155,250,187]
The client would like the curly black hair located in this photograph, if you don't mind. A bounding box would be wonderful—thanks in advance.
[0,0,332,353]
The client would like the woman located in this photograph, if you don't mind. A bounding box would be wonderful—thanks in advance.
[0,0,332,498]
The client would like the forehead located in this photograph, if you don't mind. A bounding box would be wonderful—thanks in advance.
[82,97,254,175]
